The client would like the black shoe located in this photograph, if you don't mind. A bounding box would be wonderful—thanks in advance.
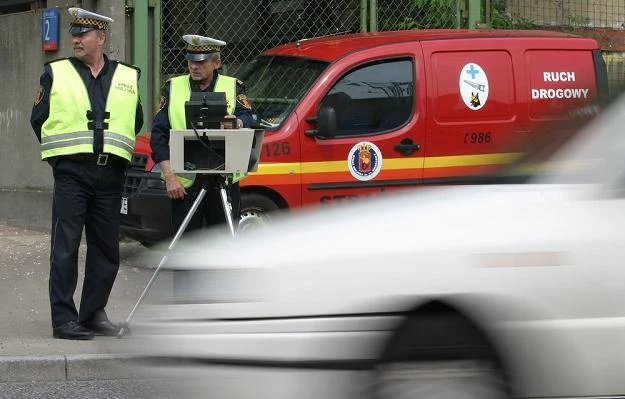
[53,321,95,340]
[83,319,124,337]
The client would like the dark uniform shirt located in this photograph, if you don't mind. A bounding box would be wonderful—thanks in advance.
[30,55,144,154]
[150,70,253,164]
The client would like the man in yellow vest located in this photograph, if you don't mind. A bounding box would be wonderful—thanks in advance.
[151,34,253,236]
[30,8,143,340]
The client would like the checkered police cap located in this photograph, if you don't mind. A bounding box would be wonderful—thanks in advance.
[68,7,113,35]
[183,35,226,61]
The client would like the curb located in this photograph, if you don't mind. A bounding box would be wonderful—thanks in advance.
[0,354,148,382]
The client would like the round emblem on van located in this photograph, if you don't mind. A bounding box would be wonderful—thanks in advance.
[348,141,382,181]
[459,63,489,110]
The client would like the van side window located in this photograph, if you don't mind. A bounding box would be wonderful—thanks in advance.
[322,58,414,137]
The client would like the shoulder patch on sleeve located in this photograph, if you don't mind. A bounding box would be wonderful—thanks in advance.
[34,85,45,106]
[236,79,244,85]
[236,94,252,109]
[158,95,167,112]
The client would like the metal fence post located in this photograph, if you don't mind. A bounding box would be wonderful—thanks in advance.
[369,0,377,32]
[360,0,368,32]
[152,0,161,116]
[131,0,149,132]
[467,0,481,29]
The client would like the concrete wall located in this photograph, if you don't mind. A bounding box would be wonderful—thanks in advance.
[0,1,130,229]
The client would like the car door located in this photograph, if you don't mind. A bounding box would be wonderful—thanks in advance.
[299,43,427,209]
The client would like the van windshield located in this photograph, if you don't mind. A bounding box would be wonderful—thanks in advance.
[236,56,329,130]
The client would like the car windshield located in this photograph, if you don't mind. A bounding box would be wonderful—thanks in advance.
[236,55,329,130]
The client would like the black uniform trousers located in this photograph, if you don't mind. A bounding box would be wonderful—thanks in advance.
[49,155,126,328]
[170,175,241,234]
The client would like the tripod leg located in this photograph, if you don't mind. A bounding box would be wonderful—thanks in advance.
[118,187,208,338]
[219,183,236,237]
[167,188,208,250]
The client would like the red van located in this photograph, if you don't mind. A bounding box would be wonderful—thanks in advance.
[121,29,608,245]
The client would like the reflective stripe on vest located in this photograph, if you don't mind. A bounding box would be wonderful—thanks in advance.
[166,74,243,188]
[41,59,138,161]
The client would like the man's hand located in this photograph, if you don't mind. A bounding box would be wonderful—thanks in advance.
[158,160,186,199]
[165,174,186,199]
[222,115,242,129]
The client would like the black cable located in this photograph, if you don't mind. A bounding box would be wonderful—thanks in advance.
[189,119,225,170]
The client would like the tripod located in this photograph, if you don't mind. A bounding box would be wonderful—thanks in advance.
[117,175,235,338]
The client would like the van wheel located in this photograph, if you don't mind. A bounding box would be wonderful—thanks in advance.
[239,193,279,233]
[373,310,510,399]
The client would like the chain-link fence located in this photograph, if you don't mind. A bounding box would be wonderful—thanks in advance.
[160,0,462,84]
[160,0,625,92]
[161,0,360,81]
[491,0,625,92]
[376,0,461,31]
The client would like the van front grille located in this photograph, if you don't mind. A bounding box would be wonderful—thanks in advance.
[123,154,150,196]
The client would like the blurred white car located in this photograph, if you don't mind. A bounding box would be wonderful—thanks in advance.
[135,95,625,399]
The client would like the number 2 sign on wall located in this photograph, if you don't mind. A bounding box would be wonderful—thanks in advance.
[42,8,60,51]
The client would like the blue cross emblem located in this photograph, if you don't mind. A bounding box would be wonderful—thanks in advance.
[466,64,479,79]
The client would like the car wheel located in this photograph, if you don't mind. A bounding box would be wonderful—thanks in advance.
[239,193,279,233]
[373,310,510,399]
[374,360,508,399]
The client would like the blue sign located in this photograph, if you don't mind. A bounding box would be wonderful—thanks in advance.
[42,8,60,51]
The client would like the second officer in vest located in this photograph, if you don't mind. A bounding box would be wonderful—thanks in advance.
[151,34,253,234]
[30,8,143,340]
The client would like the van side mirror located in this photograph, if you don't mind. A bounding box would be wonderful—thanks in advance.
[305,106,337,138]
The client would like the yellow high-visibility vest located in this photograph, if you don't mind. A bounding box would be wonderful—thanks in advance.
[41,59,139,162]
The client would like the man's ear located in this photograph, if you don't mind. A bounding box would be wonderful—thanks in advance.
[98,30,106,45]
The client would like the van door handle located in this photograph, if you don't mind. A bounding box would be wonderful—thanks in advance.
[394,138,420,155]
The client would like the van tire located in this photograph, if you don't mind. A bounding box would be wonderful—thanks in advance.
[239,193,279,232]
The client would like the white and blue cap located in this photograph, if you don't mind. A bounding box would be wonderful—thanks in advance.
[183,34,226,61]
[68,7,113,35]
